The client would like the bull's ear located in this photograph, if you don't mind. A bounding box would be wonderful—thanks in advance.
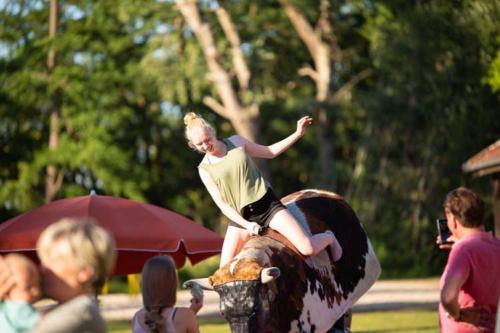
[260,267,280,284]
[183,278,214,291]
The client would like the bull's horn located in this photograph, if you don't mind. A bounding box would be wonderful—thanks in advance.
[260,267,280,284]
[183,278,214,291]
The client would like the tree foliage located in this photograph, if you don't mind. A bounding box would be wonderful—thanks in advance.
[353,0,500,275]
[1,0,498,277]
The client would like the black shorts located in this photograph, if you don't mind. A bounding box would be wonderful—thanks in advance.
[241,188,286,228]
[227,188,286,230]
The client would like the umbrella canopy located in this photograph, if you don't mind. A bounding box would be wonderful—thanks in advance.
[0,194,223,275]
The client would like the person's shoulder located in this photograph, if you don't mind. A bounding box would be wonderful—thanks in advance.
[176,306,196,314]
[463,232,496,245]
[54,295,101,319]
[175,306,197,319]
[226,135,245,147]
[177,307,199,331]
[70,294,96,308]
[132,307,145,321]
[452,233,496,255]
[450,238,472,252]
[30,295,105,333]
[131,308,147,333]
[197,155,210,168]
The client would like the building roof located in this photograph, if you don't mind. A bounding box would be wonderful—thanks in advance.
[462,139,500,177]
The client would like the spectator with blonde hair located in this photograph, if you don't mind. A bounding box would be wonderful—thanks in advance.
[31,218,116,333]
[132,255,202,333]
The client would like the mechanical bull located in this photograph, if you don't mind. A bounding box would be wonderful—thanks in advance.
[186,190,381,333]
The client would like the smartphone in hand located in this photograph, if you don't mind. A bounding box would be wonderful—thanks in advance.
[436,218,453,245]
[190,283,204,303]
[189,283,204,314]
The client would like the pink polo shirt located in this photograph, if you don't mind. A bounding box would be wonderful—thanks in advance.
[439,232,500,333]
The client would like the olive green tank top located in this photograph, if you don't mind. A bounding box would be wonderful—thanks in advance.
[198,138,268,214]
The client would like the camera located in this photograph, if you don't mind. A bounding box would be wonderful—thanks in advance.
[436,218,453,244]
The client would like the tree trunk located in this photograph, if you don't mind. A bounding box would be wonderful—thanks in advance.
[345,123,371,201]
[45,0,62,203]
[280,0,370,190]
[279,0,335,190]
[176,0,260,142]
[176,0,268,176]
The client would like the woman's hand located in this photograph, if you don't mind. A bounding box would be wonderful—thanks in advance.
[246,222,261,236]
[189,296,203,314]
[187,282,204,314]
[296,116,313,137]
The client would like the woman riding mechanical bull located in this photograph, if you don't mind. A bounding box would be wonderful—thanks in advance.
[183,113,381,333]
[183,113,342,268]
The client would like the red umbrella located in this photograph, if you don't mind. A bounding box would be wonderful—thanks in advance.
[0,194,223,275]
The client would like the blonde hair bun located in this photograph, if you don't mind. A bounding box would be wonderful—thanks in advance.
[183,112,216,149]
[183,112,201,126]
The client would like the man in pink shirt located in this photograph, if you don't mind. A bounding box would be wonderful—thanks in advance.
[439,187,500,332]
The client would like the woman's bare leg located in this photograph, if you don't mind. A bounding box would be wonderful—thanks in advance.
[268,209,340,257]
[219,225,250,268]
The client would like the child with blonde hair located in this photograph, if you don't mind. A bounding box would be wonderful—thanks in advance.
[31,218,116,333]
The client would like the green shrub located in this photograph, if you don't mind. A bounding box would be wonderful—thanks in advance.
[178,256,221,286]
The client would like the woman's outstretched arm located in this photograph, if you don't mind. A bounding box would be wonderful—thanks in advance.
[231,116,312,159]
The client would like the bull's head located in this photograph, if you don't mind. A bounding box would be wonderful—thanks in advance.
[184,267,280,333]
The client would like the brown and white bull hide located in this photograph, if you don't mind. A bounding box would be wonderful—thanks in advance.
[189,190,381,333]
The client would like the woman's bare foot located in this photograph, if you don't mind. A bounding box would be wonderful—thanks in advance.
[325,230,342,261]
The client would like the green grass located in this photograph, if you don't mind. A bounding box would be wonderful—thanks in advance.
[107,309,438,333]
[106,317,230,333]
[107,320,131,333]
[195,317,230,333]
[351,309,438,333]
